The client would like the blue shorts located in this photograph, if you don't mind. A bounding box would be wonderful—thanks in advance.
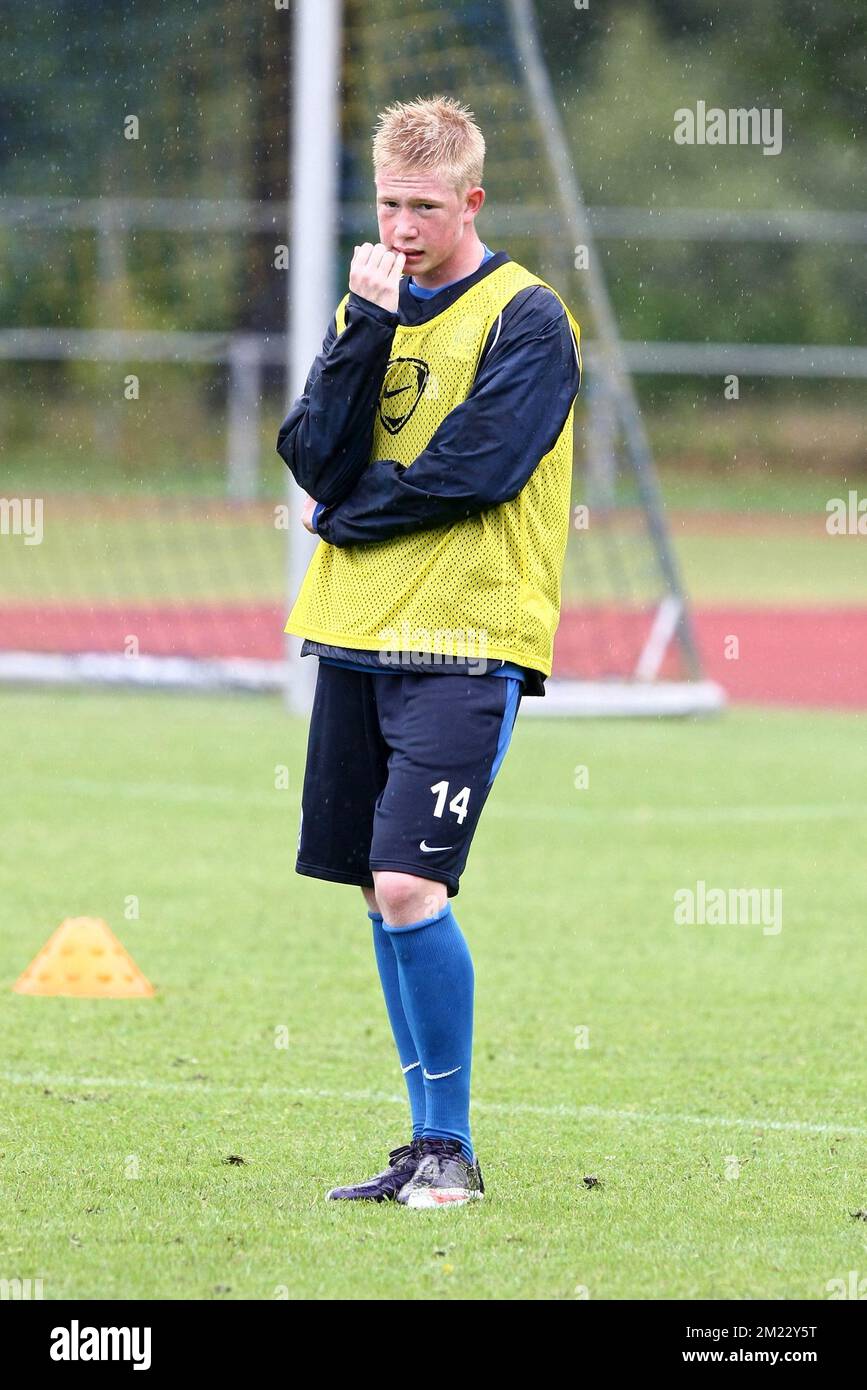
[295,662,523,897]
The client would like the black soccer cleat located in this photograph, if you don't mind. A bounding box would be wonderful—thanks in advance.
[396,1137,485,1208]
[326,1139,423,1202]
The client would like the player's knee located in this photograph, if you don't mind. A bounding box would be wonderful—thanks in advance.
[373,871,446,926]
[361,885,379,914]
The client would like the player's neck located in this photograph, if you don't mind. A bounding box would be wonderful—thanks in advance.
[412,234,487,292]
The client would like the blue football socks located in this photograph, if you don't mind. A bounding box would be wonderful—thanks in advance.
[369,910,425,1139]
[382,903,475,1164]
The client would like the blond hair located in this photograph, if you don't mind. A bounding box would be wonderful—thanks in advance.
[372,96,485,194]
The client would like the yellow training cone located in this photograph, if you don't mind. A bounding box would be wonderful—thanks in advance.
[13,917,155,998]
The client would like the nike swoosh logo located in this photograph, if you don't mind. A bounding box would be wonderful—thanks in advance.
[419,840,453,853]
[383,383,413,398]
[423,1066,462,1080]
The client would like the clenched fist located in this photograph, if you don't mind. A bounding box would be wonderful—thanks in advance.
[349,242,406,313]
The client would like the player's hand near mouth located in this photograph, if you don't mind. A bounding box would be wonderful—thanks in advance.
[300,243,407,531]
[349,242,406,313]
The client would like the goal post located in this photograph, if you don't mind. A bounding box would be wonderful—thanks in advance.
[284,0,343,715]
[504,0,720,714]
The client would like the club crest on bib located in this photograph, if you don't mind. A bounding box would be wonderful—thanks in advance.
[379,357,430,434]
[449,313,486,360]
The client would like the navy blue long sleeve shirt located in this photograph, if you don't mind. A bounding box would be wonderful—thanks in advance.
[276,249,581,692]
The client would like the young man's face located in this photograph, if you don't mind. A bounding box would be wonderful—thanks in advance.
[375,169,485,284]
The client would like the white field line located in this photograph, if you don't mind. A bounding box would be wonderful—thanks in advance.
[3,1069,864,1138]
[3,775,867,826]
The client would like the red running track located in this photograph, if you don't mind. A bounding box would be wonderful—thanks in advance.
[1,602,866,709]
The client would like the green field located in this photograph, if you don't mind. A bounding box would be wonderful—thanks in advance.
[2,688,866,1300]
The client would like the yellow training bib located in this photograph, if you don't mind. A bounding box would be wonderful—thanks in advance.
[285,259,580,676]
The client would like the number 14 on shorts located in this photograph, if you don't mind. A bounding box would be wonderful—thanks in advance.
[431,780,471,825]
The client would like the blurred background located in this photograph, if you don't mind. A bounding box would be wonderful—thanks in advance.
[1,0,865,709]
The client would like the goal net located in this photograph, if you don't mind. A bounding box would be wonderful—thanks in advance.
[0,0,724,716]
[324,0,723,715]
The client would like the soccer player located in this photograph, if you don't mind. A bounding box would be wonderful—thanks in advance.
[277,96,580,1207]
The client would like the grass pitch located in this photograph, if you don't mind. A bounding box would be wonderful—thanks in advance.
[2,688,866,1300]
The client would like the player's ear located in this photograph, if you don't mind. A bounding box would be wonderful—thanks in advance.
[464,186,485,218]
